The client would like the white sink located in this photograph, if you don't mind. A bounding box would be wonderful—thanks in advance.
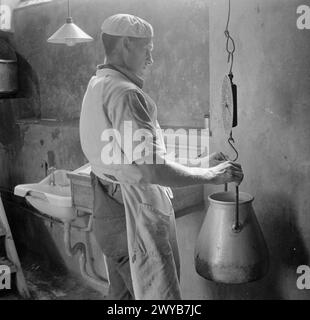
[14,170,76,222]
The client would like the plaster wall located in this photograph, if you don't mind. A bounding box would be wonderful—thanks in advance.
[12,0,209,127]
[206,0,310,299]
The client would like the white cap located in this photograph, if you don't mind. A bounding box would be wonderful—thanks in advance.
[101,14,153,38]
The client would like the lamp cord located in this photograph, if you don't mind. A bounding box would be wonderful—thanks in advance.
[67,0,71,17]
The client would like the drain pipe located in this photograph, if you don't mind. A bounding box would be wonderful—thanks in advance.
[63,221,109,290]
[0,188,110,290]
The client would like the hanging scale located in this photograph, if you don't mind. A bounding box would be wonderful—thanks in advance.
[221,0,240,232]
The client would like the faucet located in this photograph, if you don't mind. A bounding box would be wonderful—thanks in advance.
[41,160,56,185]
[47,166,57,186]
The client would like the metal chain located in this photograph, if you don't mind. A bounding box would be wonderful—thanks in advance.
[224,0,238,162]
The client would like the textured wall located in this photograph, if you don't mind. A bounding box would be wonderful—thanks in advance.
[205,0,310,299]
[9,120,86,186]
[0,0,209,188]
[12,0,209,126]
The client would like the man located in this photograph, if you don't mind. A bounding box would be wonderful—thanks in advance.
[80,14,243,300]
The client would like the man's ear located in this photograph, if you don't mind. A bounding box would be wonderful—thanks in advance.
[122,37,132,52]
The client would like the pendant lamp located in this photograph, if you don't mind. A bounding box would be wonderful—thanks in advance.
[47,0,93,46]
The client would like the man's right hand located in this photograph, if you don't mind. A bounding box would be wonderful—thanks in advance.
[206,161,244,185]
[136,156,244,188]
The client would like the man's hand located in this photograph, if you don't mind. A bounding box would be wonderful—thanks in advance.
[197,151,228,168]
[206,161,244,185]
[208,152,228,167]
[136,154,243,188]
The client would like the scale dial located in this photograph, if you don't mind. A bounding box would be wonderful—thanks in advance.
[221,75,234,135]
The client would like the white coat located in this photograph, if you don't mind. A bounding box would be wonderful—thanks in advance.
[80,64,181,299]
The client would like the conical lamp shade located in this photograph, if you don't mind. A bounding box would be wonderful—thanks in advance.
[47,18,93,46]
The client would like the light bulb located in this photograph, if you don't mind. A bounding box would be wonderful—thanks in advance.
[65,39,76,46]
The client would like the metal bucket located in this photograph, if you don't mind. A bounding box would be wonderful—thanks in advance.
[0,39,18,94]
[194,191,269,283]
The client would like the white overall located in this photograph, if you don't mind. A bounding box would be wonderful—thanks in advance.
[80,65,182,299]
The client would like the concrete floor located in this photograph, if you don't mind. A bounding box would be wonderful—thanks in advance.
[0,254,106,300]
[0,206,206,300]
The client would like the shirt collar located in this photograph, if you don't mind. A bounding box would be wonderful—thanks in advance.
[97,63,144,89]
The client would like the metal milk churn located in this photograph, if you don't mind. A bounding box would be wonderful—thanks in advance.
[0,39,18,95]
[194,191,269,283]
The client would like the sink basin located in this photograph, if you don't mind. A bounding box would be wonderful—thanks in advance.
[14,170,76,222]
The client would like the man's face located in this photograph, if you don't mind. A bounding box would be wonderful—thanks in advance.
[125,37,153,78]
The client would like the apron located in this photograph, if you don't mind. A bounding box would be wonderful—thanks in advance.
[95,172,181,300]
[82,66,181,299]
